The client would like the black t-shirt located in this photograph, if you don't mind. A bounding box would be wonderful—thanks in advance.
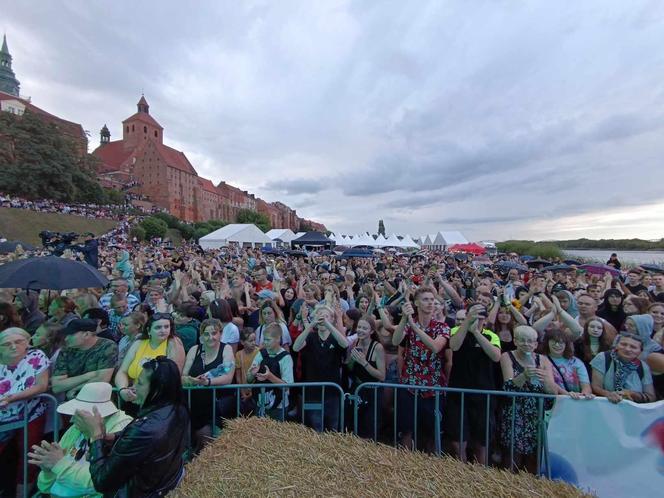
[300,331,347,399]
[447,327,499,390]
[626,283,647,295]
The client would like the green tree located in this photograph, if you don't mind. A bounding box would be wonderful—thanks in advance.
[194,227,209,241]
[153,212,181,229]
[0,110,108,203]
[140,217,168,240]
[236,209,270,232]
[178,224,196,241]
[378,220,385,236]
[129,225,146,242]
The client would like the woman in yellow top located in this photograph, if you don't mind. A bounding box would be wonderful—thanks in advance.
[115,313,185,405]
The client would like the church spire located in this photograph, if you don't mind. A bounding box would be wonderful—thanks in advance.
[100,124,110,145]
[137,94,149,114]
[0,34,20,97]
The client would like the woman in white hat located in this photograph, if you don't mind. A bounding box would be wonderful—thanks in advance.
[29,382,132,498]
[0,327,50,497]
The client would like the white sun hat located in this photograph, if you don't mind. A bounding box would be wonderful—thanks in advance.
[57,382,119,417]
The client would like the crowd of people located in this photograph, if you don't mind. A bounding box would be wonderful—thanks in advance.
[0,192,163,222]
[1,232,663,496]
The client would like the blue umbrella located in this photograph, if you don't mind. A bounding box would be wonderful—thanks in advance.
[520,255,535,261]
[495,260,528,272]
[0,240,36,253]
[563,259,582,266]
[640,264,664,274]
[337,249,374,259]
[0,255,109,290]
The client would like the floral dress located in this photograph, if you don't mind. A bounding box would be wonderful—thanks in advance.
[500,351,546,455]
[0,349,50,424]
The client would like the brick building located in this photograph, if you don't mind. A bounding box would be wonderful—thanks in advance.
[93,95,324,230]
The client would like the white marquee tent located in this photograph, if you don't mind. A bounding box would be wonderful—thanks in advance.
[199,224,272,249]
[265,229,297,244]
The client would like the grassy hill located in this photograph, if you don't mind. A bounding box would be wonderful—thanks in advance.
[0,208,118,246]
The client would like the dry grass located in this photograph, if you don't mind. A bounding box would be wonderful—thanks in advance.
[170,418,590,498]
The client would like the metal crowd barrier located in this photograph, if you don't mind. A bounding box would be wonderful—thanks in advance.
[115,382,346,434]
[0,393,60,498]
[7,384,556,495]
[350,382,556,476]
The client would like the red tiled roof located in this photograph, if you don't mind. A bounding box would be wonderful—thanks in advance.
[122,111,163,129]
[92,140,135,173]
[0,90,87,142]
[157,143,197,175]
[198,177,218,194]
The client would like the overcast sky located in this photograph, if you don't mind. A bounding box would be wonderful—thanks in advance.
[4,1,664,241]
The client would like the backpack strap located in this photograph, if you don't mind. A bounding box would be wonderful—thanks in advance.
[604,351,645,383]
[547,355,571,392]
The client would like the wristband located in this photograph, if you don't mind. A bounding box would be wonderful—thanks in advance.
[206,377,212,387]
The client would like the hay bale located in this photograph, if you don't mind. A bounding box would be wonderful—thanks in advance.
[170,418,590,498]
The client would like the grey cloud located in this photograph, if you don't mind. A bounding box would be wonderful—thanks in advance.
[263,178,328,195]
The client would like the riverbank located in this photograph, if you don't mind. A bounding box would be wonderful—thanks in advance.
[564,249,664,265]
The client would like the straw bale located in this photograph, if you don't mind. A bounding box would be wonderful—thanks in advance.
[170,417,591,498]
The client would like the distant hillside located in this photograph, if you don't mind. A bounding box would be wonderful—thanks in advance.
[0,208,118,245]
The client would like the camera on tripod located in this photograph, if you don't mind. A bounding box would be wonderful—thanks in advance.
[39,230,80,256]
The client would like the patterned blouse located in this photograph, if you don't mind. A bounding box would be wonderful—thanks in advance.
[0,348,50,423]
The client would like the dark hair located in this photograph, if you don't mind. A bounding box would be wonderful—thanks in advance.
[82,307,110,327]
[0,301,23,330]
[35,322,64,356]
[240,327,255,342]
[140,356,185,414]
[226,298,241,318]
[139,313,176,340]
[578,318,612,363]
[209,299,233,323]
[541,329,574,359]
[345,308,362,334]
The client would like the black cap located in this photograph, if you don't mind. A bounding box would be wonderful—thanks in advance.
[552,283,567,294]
[63,318,98,336]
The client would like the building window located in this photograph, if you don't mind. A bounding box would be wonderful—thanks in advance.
[132,124,135,132]
[144,126,147,133]
[154,131,158,138]
[126,126,129,132]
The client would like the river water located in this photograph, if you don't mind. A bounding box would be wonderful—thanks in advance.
[564,249,664,265]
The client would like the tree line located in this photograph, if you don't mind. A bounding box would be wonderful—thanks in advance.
[0,109,124,205]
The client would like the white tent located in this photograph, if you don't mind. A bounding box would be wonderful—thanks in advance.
[199,224,272,249]
[440,231,468,246]
[374,234,389,247]
[422,235,433,246]
[265,228,296,244]
[384,233,402,247]
[348,233,372,247]
[401,234,420,249]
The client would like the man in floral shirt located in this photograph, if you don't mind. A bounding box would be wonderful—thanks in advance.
[392,286,450,452]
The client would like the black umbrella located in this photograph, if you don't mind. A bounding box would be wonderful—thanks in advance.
[0,255,109,290]
[494,260,528,272]
[563,259,582,266]
[542,264,573,272]
[526,259,550,267]
[0,240,36,254]
[640,264,664,274]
